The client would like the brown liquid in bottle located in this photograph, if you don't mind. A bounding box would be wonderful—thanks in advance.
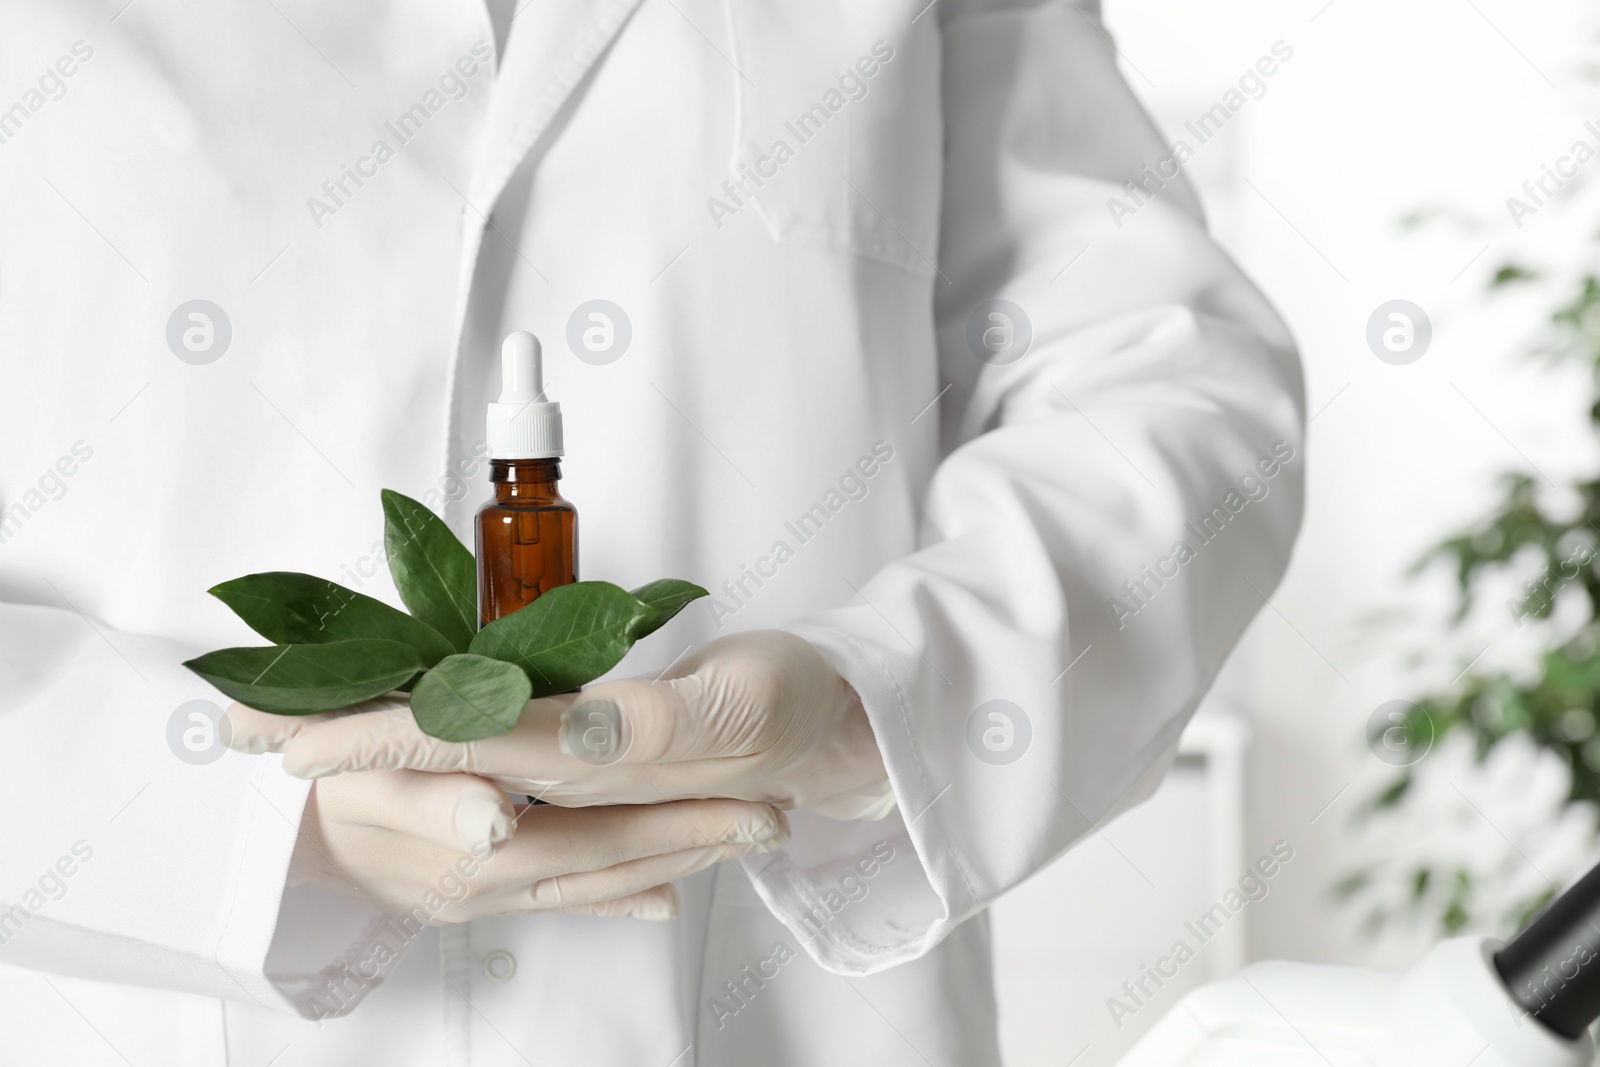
[475,458,577,626]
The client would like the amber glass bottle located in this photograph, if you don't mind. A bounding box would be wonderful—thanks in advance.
[475,458,577,625]
[477,331,576,627]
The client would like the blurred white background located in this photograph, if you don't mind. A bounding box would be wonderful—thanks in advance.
[991,0,1600,1062]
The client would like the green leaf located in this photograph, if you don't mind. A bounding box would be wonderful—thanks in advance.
[409,653,532,741]
[628,579,709,639]
[209,571,454,666]
[1490,263,1538,287]
[1331,869,1372,900]
[470,581,653,698]
[183,639,424,714]
[382,489,478,653]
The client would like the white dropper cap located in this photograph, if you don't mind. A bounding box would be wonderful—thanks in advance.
[487,331,564,459]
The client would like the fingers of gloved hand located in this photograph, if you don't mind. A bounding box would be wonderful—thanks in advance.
[552,883,681,921]
[485,798,789,887]
[223,703,334,754]
[224,694,409,755]
[276,694,577,780]
[312,768,515,854]
[273,689,753,804]
[507,846,733,914]
[299,799,784,920]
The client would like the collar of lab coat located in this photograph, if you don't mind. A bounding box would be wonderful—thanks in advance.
[443,0,647,481]
[469,0,646,209]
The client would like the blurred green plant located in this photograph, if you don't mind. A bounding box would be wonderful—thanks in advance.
[1343,268,1600,936]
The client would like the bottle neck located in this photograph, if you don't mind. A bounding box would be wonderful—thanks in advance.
[489,458,563,502]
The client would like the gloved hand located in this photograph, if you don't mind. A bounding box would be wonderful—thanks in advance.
[234,698,791,922]
[227,630,894,821]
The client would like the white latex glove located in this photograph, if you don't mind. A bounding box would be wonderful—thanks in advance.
[228,630,894,820]
[230,699,791,922]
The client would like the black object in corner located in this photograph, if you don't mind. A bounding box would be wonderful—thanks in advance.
[1495,860,1600,1040]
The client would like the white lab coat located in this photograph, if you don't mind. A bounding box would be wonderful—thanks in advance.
[0,0,1303,1063]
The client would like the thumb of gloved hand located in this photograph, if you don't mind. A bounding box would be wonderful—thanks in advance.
[560,630,895,818]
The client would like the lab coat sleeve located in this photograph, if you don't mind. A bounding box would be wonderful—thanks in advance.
[757,0,1305,974]
[0,600,387,1018]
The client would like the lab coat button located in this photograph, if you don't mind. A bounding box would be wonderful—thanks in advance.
[483,949,516,982]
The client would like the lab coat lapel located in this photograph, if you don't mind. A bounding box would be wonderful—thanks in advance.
[469,0,647,210]
[440,0,647,504]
